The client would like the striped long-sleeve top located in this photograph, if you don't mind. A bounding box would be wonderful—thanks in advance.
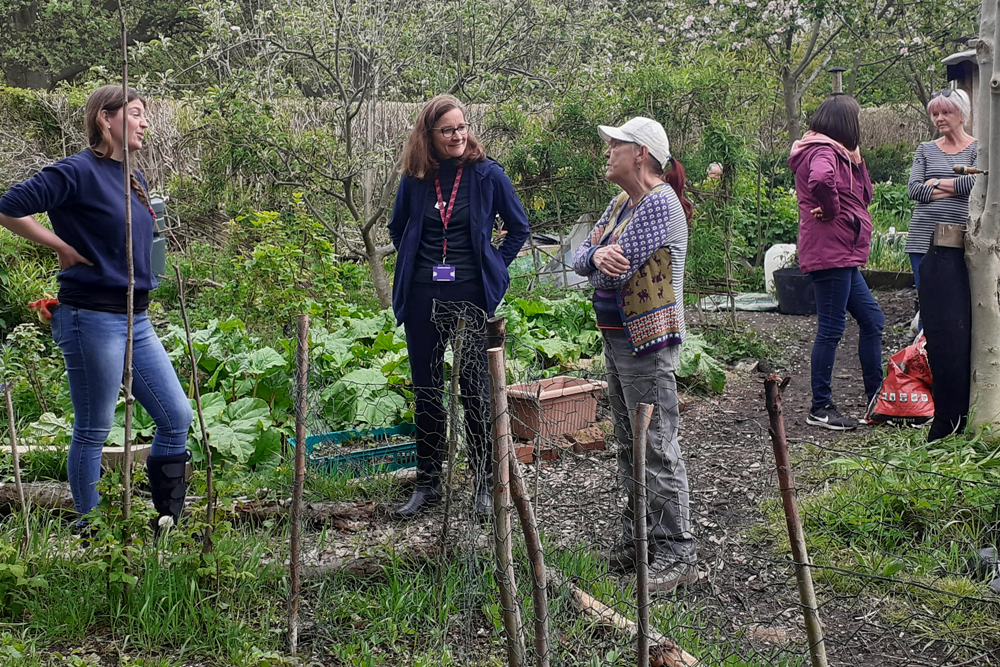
[903,140,978,255]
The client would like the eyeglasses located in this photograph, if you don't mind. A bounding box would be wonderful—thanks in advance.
[931,89,955,99]
[430,123,471,138]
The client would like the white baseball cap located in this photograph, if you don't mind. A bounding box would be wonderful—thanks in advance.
[597,117,671,170]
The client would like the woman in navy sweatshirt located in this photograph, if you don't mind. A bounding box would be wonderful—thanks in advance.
[388,94,529,518]
[0,85,193,533]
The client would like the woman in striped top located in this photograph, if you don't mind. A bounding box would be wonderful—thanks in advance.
[903,89,977,286]
[905,88,977,442]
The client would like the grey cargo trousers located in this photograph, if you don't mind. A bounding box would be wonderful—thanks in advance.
[603,329,696,563]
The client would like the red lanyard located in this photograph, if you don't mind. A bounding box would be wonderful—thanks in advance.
[434,167,463,263]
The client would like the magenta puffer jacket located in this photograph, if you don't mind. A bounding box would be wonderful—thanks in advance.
[788,133,874,274]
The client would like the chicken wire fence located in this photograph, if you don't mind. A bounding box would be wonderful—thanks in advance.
[293,300,999,667]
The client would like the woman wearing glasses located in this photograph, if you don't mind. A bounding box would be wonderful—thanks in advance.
[388,94,529,518]
[904,88,977,441]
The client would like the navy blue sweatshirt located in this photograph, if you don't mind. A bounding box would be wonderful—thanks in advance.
[0,149,156,313]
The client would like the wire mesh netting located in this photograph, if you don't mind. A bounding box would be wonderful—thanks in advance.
[293,299,999,666]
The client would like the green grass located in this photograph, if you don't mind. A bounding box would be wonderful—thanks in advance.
[788,426,1000,656]
[0,512,289,665]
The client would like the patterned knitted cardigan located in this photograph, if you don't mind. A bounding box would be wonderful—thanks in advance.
[572,183,688,356]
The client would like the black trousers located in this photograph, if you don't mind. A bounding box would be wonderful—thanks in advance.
[918,245,971,442]
[403,282,491,488]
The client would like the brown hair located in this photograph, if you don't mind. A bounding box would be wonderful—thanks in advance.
[809,95,861,151]
[84,84,151,209]
[647,155,693,228]
[400,94,486,180]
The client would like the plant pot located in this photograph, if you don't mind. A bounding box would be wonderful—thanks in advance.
[860,269,914,290]
[773,266,815,315]
[506,376,607,441]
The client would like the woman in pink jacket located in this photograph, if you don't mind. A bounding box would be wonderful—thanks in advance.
[788,95,884,431]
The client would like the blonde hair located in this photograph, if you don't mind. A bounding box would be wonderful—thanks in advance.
[84,85,151,209]
[927,88,971,124]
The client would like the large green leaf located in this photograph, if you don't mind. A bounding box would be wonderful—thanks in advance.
[247,429,282,468]
[678,335,727,393]
[223,397,272,428]
[359,391,405,427]
[209,423,258,463]
[247,347,286,375]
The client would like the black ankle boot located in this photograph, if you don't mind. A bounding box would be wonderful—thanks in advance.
[396,483,442,519]
[146,451,191,535]
[473,474,493,519]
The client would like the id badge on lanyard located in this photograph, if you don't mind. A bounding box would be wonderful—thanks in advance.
[432,167,463,281]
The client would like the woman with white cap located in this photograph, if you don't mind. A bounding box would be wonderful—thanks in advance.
[572,117,697,594]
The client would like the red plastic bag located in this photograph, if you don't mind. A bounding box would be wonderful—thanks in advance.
[865,334,934,425]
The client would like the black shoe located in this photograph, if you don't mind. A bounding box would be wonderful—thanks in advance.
[473,487,491,519]
[473,475,493,519]
[607,540,656,574]
[146,451,192,536]
[396,486,442,519]
[807,404,857,431]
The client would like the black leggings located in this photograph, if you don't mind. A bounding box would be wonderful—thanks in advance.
[403,282,491,487]
[918,245,971,441]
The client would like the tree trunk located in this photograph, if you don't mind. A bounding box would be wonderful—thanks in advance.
[363,231,393,309]
[782,68,802,146]
[967,0,1000,428]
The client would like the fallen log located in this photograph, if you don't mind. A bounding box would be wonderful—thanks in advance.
[1,482,374,525]
[0,482,75,513]
[551,572,700,667]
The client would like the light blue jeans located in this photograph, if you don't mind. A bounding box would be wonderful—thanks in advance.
[51,306,192,519]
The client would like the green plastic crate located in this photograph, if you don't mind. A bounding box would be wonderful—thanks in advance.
[291,423,417,478]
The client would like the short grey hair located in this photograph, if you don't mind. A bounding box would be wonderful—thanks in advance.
[927,88,971,124]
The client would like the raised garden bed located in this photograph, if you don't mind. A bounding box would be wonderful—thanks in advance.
[292,423,417,478]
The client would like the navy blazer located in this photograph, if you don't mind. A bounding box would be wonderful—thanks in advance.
[388,158,530,325]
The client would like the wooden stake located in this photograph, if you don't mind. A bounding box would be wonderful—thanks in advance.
[763,375,827,667]
[116,0,134,532]
[488,346,526,667]
[288,313,309,655]
[633,403,654,667]
[441,317,465,551]
[174,263,214,557]
[508,451,550,667]
[4,380,30,550]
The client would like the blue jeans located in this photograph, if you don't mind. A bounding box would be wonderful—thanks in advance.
[909,252,924,289]
[51,306,192,519]
[809,267,885,411]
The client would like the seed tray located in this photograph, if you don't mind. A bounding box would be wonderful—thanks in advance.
[290,423,417,478]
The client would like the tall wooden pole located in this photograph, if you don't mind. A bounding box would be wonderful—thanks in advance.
[764,376,827,667]
[488,346,526,667]
[117,0,134,529]
[174,263,214,556]
[4,381,29,550]
[633,403,654,667]
[288,313,309,655]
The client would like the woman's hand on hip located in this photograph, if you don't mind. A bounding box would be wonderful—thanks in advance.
[810,206,832,221]
[56,244,93,270]
[593,245,630,278]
